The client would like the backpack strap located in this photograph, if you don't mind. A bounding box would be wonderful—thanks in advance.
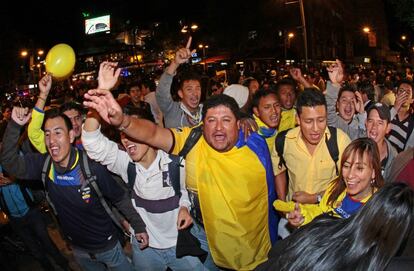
[178,125,203,159]
[127,162,136,191]
[168,154,182,197]
[326,126,339,176]
[275,129,290,170]
[19,186,35,207]
[79,151,124,231]
[41,155,58,215]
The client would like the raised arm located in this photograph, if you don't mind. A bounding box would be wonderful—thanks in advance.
[156,37,196,114]
[289,68,312,89]
[84,89,174,152]
[28,74,53,153]
[1,107,32,178]
[97,61,121,91]
[326,60,344,127]
[82,109,131,177]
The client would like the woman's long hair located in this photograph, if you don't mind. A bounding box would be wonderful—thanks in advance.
[262,183,414,271]
[327,137,384,206]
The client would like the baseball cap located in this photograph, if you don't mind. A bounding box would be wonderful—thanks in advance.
[223,84,249,109]
[367,103,391,122]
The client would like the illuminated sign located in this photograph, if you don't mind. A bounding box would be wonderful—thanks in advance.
[85,15,110,35]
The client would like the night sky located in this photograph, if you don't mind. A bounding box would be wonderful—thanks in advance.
[0,0,410,85]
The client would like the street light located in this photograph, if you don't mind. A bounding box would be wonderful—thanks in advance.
[362,27,370,33]
[285,0,308,67]
[20,49,45,83]
[181,23,199,33]
[198,44,209,72]
[284,32,295,60]
[402,35,407,41]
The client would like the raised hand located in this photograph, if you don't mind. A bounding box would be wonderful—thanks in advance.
[83,89,123,126]
[11,107,31,126]
[287,202,304,227]
[289,67,305,82]
[327,59,344,86]
[173,36,196,65]
[394,89,409,112]
[98,61,121,91]
[38,74,52,97]
[354,91,365,114]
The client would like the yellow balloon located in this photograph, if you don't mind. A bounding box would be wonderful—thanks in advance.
[45,44,76,80]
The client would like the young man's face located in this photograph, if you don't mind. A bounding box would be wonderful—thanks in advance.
[397,83,413,109]
[129,86,142,105]
[278,85,296,110]
[120,114,151,162]
[44,117,74,168]
[297,105,327,147]
[2,107,12,121]
[121,133,150,162]
[253,94,281,129]
[178,80,201,112]
[336,90,356,123]
[63,109,83,138]
[203,105,239,152]
[365,109,390,144]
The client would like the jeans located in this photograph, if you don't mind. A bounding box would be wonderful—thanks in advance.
[131,236,203,271]
[72,241,133,271]
[190,222,222,271]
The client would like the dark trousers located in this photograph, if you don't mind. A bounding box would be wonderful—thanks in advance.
[10,208,68,270]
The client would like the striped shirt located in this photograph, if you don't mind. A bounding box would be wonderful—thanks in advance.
[388,114,414,152]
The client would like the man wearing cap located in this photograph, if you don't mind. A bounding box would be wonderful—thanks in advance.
[223,84,250,113]
[365,103,398,179]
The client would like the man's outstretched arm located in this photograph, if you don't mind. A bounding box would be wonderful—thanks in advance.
[83,88,174,153]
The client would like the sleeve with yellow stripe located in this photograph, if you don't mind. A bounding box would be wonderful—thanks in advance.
[169,126,193,155]
[273,184,336,226]
[273,200,324,225]
[28,107,47,154]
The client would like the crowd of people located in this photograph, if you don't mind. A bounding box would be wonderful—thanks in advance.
[0,36,413,271]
